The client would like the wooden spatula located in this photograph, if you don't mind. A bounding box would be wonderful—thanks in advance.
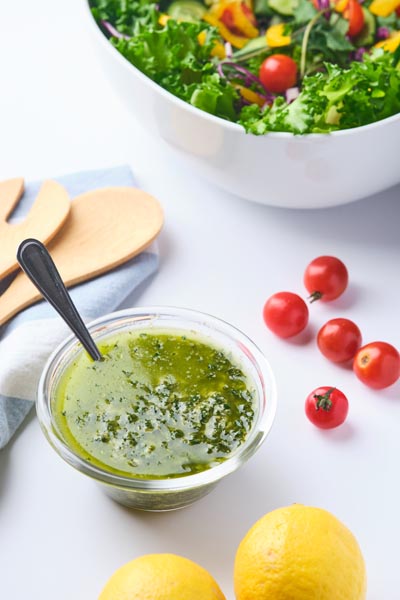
[0,187,163,326]
[0,178,71,279]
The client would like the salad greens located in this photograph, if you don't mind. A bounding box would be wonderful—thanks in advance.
[112,20,240,120]
[239,51,400,133]
[90,0,400,134]
[91,0,159,32]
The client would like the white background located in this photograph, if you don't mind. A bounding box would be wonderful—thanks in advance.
[1,0,400,598]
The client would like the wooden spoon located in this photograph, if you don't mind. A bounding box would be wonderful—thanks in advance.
[0,187,163,326]
[0,177,24,220]
[0,178,71,279]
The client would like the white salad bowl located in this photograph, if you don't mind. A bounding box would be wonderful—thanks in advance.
[82,0,400,209]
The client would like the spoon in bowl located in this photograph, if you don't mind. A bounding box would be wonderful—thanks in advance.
[17,238,102,361]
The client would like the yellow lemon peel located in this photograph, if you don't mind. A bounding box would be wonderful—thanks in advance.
[234,505,367,600]
[99,554,226,600]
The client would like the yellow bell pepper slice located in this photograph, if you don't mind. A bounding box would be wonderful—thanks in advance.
[236,85,266,107]
[266,23,291,47]
[369,0,400,16]
[198,29,227,58]
[158,14,171,26]
[203,13,249,48]
[228,2,259,38]
[211,41,227,58]
[205,1,258,41]
[374,30,400,51]
[198,30,207,44]
[335,0,349,13]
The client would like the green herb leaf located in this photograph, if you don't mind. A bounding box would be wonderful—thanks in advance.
[268,0,299,17]
[323,28,354,53]
[254,0,274,17]
[293,0,318,26]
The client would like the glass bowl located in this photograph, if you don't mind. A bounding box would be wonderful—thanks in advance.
[37,307,277,511]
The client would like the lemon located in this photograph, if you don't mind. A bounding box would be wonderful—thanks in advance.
[234,504,366,600]
[98,553,226,600]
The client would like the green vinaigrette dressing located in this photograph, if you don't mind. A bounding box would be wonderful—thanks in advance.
[54,330,256,479]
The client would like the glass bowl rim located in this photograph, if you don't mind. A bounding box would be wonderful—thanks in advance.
[37,306,277,492]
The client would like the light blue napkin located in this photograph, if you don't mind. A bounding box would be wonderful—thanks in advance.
[0,166,159,448]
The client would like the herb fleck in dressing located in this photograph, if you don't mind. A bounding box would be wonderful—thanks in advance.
[54,331,256,479]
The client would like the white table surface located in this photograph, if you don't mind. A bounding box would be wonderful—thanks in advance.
[1,1,399,598]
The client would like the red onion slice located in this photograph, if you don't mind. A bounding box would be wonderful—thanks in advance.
[101,20,131,40]
[285,86,300,103]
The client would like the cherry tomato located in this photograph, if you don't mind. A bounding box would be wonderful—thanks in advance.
[304,256,348,302]
[263,292,309,338]
[259,54,298,94]
[317,318,362,363]
[396,5,400,16]
[353,342,400,389]
[345,0,365,37]
[305,386,349,429]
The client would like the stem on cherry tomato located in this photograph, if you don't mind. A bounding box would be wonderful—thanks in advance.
[314,387,335,411]
[308,291,323,303]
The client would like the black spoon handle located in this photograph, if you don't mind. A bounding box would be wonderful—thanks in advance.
[17,238,102,361]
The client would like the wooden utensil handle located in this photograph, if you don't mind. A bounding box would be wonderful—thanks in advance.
[0,186,163,327]
[0,178,24,221]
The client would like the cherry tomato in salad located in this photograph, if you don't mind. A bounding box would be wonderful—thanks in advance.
[353,341,400,389]
[345,0,365,37]
[317,318,362,363]
[259,54,297,94]
[263,291,309,338]
[305,386,349,429]
[304,256,348,302]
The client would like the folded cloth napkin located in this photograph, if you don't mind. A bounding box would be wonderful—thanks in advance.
[0,166,159,448]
